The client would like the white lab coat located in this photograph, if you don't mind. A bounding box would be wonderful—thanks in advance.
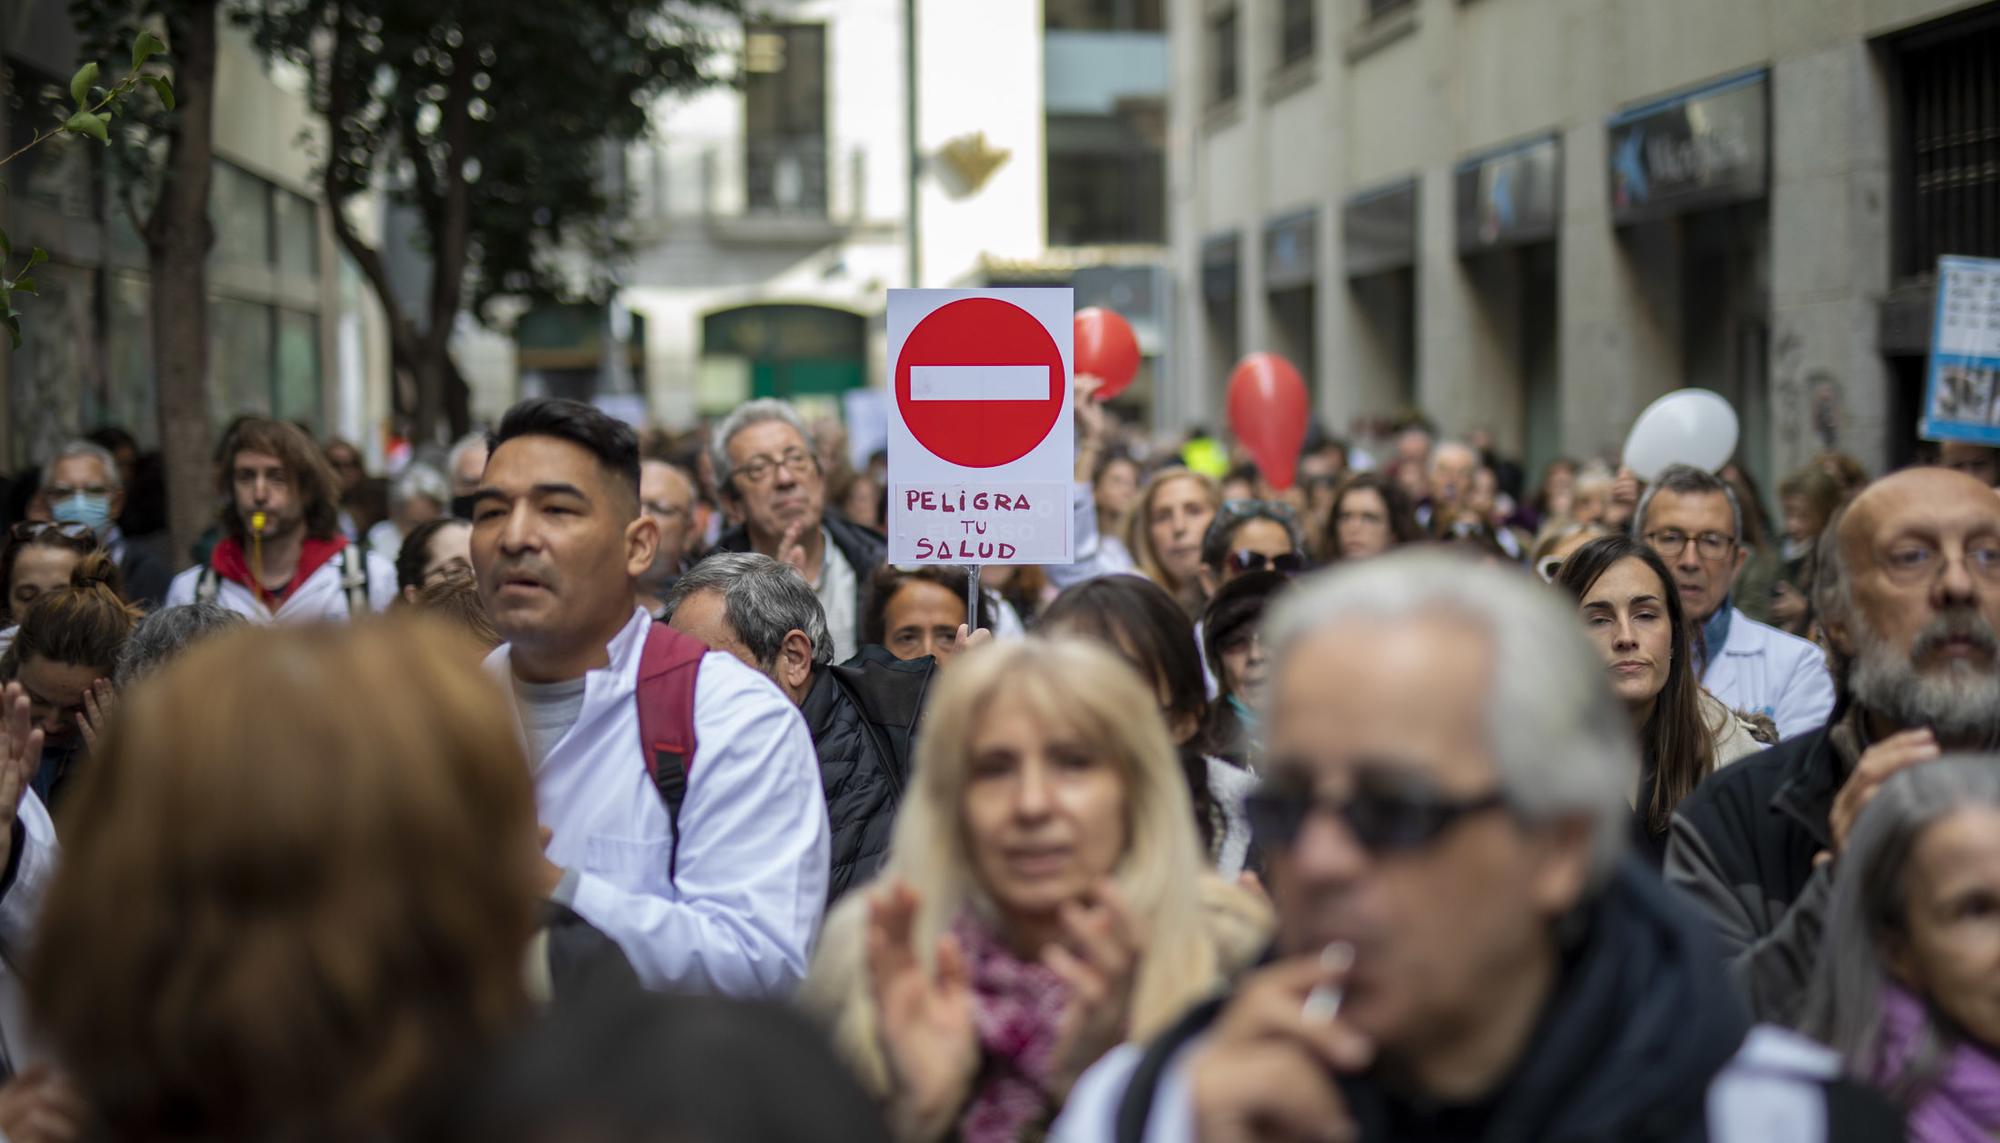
[164,549,398,623]
[487,607,829,998]
[0,790,59,1074]
[1701,608,1837,743]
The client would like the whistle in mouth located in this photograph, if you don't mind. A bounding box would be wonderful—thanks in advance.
[250,511,268,535]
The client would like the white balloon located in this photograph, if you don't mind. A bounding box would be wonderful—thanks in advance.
[1622,389,1740,481]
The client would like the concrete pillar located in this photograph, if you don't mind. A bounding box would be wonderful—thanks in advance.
[1416,162,1519,447]
[1236,0,1270,364]
[1557,121,1683,462]
[1765,43,1893,479]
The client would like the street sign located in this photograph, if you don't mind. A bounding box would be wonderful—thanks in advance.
[887,288,1074,565]
[1923,255,2000,446]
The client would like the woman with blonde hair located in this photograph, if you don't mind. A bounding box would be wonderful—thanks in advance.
[1126,468,1220,615]
[27,618,544,1142]
[802,638,1268,1142]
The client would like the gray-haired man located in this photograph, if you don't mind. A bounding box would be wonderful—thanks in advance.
[710,400,885,662]
[664,552,927,902]
[1636,464,1834,740]
[1053,553,1894,1142]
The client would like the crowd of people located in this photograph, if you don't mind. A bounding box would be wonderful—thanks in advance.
[0,386,1992,1142]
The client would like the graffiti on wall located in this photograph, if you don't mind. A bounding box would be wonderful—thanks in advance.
[1773,325,1846,463]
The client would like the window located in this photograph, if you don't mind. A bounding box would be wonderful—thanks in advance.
[4,61,97,220]
[1280,0,1315,68]
[1209,6,1239,106]
[209,297,275,426]
[1895,13,2000,278]
[273,189,320,279]
[1048,109,1165,244]
[1046,0,1164,31]
[743,23,827,215]
[274,309,323,425]
[212,162,273,270]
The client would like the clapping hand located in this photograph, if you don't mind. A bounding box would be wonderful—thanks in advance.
[1043,881,1144,1103]
[866,880,979,1142]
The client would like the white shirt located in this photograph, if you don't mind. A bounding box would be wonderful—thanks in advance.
[0,791,58,1074]
[816,529,859,663]
[1047,483,1136,592]
[1051,1024,1852,1143]
[165,547,398,623]
[486,607,830,997]
[1700,608,1837,742]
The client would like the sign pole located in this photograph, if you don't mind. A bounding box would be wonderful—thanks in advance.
[966,564,981,632]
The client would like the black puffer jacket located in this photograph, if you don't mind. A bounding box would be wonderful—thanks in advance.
[801,646,934,903]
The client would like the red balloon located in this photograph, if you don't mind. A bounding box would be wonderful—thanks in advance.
[1226,353,1310,491]
[1073,307,1141,400]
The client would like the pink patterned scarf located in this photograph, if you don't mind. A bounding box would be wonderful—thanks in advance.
[952,911,1073,1143]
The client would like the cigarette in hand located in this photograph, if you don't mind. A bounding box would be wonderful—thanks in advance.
[1302,941,1355,1023]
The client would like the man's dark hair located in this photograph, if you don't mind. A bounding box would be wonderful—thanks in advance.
[862,565,988,646]
[488,399,641,500]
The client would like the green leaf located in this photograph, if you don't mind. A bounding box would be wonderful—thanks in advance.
[144,75,175,111]
[132,29,167,72]
[26,248,48,269]
[62,112,109,144]
[6,317,20,351]
[12,278,37,296]
[69,62,99,108]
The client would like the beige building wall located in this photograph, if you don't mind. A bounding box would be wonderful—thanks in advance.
[1169,0,1995,480]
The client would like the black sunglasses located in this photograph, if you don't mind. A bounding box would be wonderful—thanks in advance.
[1226,550,1306,576]
[1246,768,1510,855]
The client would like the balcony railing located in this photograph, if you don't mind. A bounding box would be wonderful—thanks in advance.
[621,134,870,238]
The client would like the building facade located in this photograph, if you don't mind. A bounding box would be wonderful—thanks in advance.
[0,2,397,472]
[1169,0,2000,487]
[605,0,1174,434]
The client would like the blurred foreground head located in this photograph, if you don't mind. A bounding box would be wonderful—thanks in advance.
[449,989,887,1143]
[30,617,541,1141]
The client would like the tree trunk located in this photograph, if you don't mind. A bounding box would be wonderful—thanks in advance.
[148,1,219,568]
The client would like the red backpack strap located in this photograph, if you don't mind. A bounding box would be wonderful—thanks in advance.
[635,621,706,884]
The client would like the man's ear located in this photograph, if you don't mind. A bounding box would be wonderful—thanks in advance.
[779,629,816,693]
[1528,813,1597,920]
[1731,545,1747,580]
[625,512,661,580]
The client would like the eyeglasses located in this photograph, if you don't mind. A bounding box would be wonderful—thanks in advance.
[44,484,112,498]
[1226,549,1306,576]
[733,449,816,487]
[1644,529,1735,561]
[9,521,95,545]
[1246,768,1511,855]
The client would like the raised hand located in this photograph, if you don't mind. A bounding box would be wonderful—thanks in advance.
[0,1065,86,1143]
[77,679,115,754]
[1187,955,1373,1143]
[1829,728,1941,853]
[866,880,979,1141]
[0,684,44,872]
[778,520,810,579]
[1043,881,1144,1101]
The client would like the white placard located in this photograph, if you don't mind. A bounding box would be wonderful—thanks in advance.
[886,288,1074,565]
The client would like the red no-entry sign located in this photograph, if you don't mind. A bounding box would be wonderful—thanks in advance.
[893,297,1067,469]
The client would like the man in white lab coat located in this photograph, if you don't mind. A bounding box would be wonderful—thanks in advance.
[471,399,829,998]
[1634,465,1835,741]
[165,418,397,622]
